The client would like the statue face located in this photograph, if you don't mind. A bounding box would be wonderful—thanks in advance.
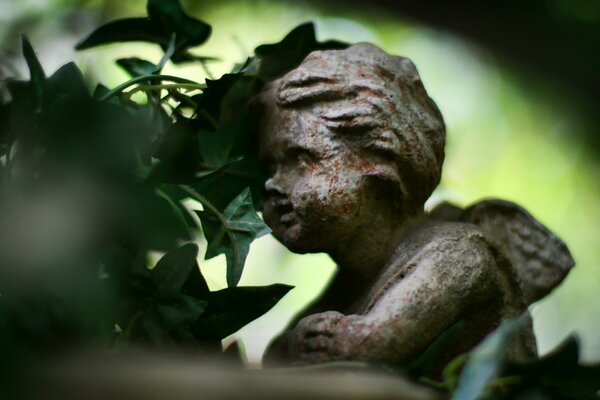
[260,106,383,253]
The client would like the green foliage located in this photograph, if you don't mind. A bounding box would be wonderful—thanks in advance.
[76,0,211,63]
[452,320,524,400]
[255,22,347,80]
[416,318,600,399]
[197,188,271,287]
[0,0,341,362]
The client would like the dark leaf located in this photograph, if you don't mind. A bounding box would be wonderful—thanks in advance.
[402,320,466,379]
[92,83,116,102]
[254,22,347,80]
[192,284,292,340]
[194,157,244,179]
[146,0,212,49]
[116,58,158,77]
[191,162,266,214]
[159,184,201,231]
[181,265,211,300]
[44,62,89,102]
[151,243,199,295]
[143,294,207,345]
[193,72,241,123]
[452,318,526,400]
[149,118,205,184]
[197,119,245,168]
[196,188,270,287]
[0,102,10,143]
[192,155,267,211]
[127,188,192,250]
[169,52,218,64]
[21,36,45,110]
[503,336,600,399]
[75,18,168,50]
[192,115,267,209]
[5,80,37,140]
[219,75,261,125]
[157,295,207,331]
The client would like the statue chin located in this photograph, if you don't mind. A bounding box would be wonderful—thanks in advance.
[277,227,325,255]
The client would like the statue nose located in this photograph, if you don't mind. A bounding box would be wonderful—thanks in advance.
[265,175,285,196]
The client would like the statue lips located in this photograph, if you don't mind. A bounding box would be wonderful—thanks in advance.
[272,197,296,227]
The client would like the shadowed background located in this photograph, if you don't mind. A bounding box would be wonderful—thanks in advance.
[1,0,598,365]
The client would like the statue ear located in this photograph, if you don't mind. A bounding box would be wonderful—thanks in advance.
[458,199,575,305]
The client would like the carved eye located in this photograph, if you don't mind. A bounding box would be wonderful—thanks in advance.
[324,118,379,136]
[297,153,313,168]
[286,148,315,169]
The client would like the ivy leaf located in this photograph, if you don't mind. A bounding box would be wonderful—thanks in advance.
[503,336,600,399]
[143,294,207,345]
[76,1,211,63]
[141,244,208,345]
[197,119,246,168]
[192,156,267,211]
[117,244,211,347]
[117,58,158,77]
[452,318,525,400]
[192,284,292,340]
[402,320,466,380]
[75,18,168,50]
[196,188,270,287]
[169,52,218,64]
[193,116,268,210]
[146,0,211,49]
[21,36,45,110]
[219,75,261,125]
[193,72,241,124]
[254,22,347,80]
[92,83,114,101]
[127,188,192,251]
[43,62,89,102]
[151,242,199,296]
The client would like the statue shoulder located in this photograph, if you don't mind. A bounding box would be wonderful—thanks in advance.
[397,220,496,266]
[363,221,500,312]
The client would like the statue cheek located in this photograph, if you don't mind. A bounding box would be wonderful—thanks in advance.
[290,181,327,219]
[292,175,362,224]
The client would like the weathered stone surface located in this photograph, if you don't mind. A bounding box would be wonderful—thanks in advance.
[256,43,574,371]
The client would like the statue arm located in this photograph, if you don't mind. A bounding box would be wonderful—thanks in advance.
[287,232,500,364]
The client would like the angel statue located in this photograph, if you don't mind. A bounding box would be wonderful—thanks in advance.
[255,43,574,372]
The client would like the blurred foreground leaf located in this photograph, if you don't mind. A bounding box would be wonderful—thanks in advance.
[452,319,524,400]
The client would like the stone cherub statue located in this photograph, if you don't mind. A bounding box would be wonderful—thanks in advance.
[255,43,574,370]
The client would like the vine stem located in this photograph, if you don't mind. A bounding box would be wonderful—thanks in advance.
[125,83,205,97]
[99,75,202,102]
[179,185,248,234]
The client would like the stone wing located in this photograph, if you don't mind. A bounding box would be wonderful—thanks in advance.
[430,199,575,304]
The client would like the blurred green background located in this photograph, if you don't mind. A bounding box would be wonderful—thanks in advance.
[1,0,598,366]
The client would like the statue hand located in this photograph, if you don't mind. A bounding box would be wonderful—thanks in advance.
[289,311,364,363]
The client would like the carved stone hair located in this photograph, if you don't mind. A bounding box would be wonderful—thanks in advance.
[257,43,446,211]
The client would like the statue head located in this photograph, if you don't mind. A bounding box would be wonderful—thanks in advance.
[256,43,445,254]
